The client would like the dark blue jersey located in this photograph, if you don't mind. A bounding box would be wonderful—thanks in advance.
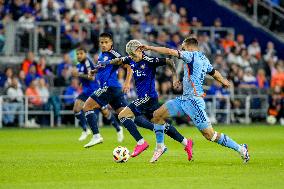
[76,57,99,95]
[96,50,121,88]
[122,55,166,98]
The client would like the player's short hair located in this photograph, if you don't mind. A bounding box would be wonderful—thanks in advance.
[99,32,113,40]
[126,40,142,55]
[183,37,199,47]
[76,46,87,52]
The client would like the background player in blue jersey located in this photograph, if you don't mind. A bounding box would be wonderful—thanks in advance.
[83,33,156,148]
[72,47,123,143]
[139,37,250,163]
[104,40,193,159]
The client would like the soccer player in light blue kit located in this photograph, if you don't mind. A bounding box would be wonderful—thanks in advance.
[139,37,250,163]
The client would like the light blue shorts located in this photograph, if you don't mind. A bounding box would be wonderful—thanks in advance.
[165,97,212,131]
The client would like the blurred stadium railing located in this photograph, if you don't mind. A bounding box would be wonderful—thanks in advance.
[0,94,268,128]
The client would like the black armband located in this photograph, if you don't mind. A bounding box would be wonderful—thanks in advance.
[208,69,216,76]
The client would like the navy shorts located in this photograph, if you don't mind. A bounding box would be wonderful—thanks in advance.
[128,96,160,120]
[76,93,90,102]
[90,86,128,110]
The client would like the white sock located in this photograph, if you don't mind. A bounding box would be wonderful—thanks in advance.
[156,143,164,149]
[137,138,145,145]
[181,138,188,146]
[94,133,101,139]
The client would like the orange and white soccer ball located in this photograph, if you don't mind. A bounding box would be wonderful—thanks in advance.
[113,146,130,163]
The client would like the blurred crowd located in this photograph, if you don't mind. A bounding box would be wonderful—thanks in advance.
[228,0,284,32]
[0,0,283,126]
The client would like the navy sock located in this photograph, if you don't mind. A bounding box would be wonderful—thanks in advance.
[85,110,99,134]
[75,110,87,131]
[120,117,143,142]
[107,113,121,132]
[134,116,154,131]
[164,123,184,143]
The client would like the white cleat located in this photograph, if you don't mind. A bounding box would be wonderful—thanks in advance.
[117,126,124,142]
[150,145,167,163]
[239,144,250,163]
[78,129,91,141]
[84,136,103,148]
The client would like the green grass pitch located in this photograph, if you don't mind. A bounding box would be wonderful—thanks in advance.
[0,125,284,189]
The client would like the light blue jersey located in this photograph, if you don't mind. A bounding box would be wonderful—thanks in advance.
[165,50,214,131]
[179,50,213,99]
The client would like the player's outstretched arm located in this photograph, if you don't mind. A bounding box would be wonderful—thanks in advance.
[139,45,179,57]
[123,64,133,93]
[110,58,123,65]
[211,70,231,88]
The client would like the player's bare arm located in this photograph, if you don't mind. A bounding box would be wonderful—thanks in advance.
[211,70,231,88]
[122,64,133,93]
[110,57,123,65]
[165,58,181,89]
[139,45,179,57]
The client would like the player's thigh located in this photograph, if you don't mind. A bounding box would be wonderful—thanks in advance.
[118,107,135,120]
[182,98,212,131]
[83,97,101,112]
[154,98,185,121]
[152,100,180,124]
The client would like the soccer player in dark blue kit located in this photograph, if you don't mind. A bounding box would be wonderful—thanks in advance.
[83,33,168,150]
[72,47,123,143]
[100,40,193,159]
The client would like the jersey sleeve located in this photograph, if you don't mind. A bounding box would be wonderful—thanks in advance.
[206,62,214,74]
[178,50,193,63]
[121,56,132,65]
[153,57,167,67]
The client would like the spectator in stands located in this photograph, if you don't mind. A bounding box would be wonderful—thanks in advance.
[3,76,24,127]
[213,54,228,76]
[38,78,49,105]
[227,46,238,65]
[221,33,236,53]
[178,16,190,36]
[271,61,284,88]
[268,85,284,123]
[56,53,72,77]
[240,67,257,88]
[0,23,4,52]
[22,51,36,75]
[3,67,14,88]
[248,39,261,61]
[236,48,250,68]
[158,67,173,95]
[18,7,35,31]
[264,41,277,62]
[256,68,270,89]
[10,0,24,20]
[63,77,81,108]
[18,70,26,90]
[235,34,246,52]
[41,0,60,21]
[25,79,42,107]
[213,17,222,28]
[25,64,41,87]
[199,33,212,57]
[164,4,180,26]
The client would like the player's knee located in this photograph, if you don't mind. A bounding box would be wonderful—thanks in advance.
[152,110,164,123]
[73,105,81,113]
[118,109,131,120]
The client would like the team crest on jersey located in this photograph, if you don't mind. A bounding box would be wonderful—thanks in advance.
[81,67,84,71]
[140,64,145,69]
[104,56,108,61]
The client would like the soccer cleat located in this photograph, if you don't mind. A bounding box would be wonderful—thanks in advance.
[131,141,149,157]
[240,144,250,163]
[117,126,124,142]
[78,129,91,141]
[150,145,167,163]
[84,136,103,148]
[184,138,193,161]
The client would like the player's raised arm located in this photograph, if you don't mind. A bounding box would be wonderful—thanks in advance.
[209,69,231,88]
[139,45,179,57]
